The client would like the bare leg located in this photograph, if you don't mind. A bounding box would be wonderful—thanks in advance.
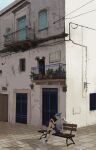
[45,121,54,142]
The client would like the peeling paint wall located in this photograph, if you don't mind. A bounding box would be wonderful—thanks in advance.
[0,44,66,126]
[0,0,65,50]
[0,0,66,126]
[66,0,96,127]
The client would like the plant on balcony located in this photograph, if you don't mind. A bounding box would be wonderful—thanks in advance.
[46,68,54,79]
[30,71,38,80]
[35,56,40,61]
[54,66,66,79]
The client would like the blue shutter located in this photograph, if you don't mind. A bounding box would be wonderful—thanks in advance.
[18,16,26,41]
[90,93,96,110]
[39,10,48,30]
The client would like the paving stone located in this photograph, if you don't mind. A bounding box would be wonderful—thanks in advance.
[0,122,95,149]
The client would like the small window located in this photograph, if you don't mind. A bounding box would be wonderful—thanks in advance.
[38,9,48,31]
[19,58,26,72]
[90,93,96,111]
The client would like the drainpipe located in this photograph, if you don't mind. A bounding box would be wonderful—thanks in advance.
[68,22,89,126]
[69,22,88,96]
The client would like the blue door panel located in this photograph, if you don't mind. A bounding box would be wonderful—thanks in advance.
[16,93,27,124]
[50,90,58,116]
[42,88,58,126]
[42,90,50,125]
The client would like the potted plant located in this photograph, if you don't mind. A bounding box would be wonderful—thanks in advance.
[35,56,40,61]
[54,66,66,79]
[30,71,37,80]
[46,68,54,79]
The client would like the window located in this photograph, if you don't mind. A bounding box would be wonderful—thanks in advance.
[49,51,61,63]
[19,58,26,72]
[17,16,26,30]
[90,93,96,110]
[38,58,45,75]
[17,16,26,41]
[38,10,48,31]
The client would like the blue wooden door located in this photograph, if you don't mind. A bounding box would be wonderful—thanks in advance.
[18,16,26,41]
[42,88,58,126]
[16,93,27,124]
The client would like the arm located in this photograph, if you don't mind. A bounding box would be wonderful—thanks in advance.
[61,118,67,132]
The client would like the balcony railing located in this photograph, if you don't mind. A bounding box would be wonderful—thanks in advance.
[31,63,66,82]
[4,27,34,47]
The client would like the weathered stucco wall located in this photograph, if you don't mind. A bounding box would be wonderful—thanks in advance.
[0,0,66,126]
[0,0,65,50]
[0,43,66,126]
[66,0,96,127]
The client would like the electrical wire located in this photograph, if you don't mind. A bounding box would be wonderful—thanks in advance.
[66,8,96,19]
[66,0,96,16]
[70,22,96,31]
[1,1,96,54]
[54,0,96,23]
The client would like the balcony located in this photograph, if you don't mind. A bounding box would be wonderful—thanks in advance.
[31,63,66,85]
[4,27,35,52]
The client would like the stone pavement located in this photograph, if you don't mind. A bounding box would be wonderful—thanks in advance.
[0,122,95,150]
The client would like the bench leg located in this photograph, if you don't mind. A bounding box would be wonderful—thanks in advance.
[66,138,68,146]
[70,137,75,144]
[66,138,75,146]
[39,132,47,140]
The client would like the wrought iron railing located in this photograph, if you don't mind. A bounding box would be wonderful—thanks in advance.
[31,63,66,80]
[4,27,34,46]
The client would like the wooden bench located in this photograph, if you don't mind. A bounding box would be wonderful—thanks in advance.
[39,123,77,146]
[53,123,77,146]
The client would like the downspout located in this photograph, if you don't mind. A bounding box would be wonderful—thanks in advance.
[69,22,88,97]
[68,22,88,126]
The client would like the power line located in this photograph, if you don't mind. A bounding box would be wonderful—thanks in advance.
[66,9,96,20]
[54,0,96,24]
[70,22,96,31]
[66,0,96,16]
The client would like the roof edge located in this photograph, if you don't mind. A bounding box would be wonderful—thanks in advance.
[0,0,27,16]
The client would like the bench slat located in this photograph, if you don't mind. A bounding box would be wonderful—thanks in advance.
[63,126,77,131]
[53,132,75,138]
[63,123,77,131]
[63,123,77,128]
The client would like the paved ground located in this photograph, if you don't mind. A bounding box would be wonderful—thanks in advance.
[0,122,95,150]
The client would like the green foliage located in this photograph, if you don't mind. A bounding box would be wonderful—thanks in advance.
[46,68,54,76]
[30,65,66,80]
[30,71,36,80]
[55,66,65,73]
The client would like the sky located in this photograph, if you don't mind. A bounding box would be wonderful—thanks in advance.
[0,0,15,10]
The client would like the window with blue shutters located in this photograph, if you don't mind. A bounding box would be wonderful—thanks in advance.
[38,10,48,31]
[90,93,96,111]
[17,16,26,41]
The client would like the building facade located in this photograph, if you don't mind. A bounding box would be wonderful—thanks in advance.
[0,0,67,127]
[0,0,96,128]
[65,0,96,127]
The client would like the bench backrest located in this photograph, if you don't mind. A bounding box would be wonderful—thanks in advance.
[63,123,77,132]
